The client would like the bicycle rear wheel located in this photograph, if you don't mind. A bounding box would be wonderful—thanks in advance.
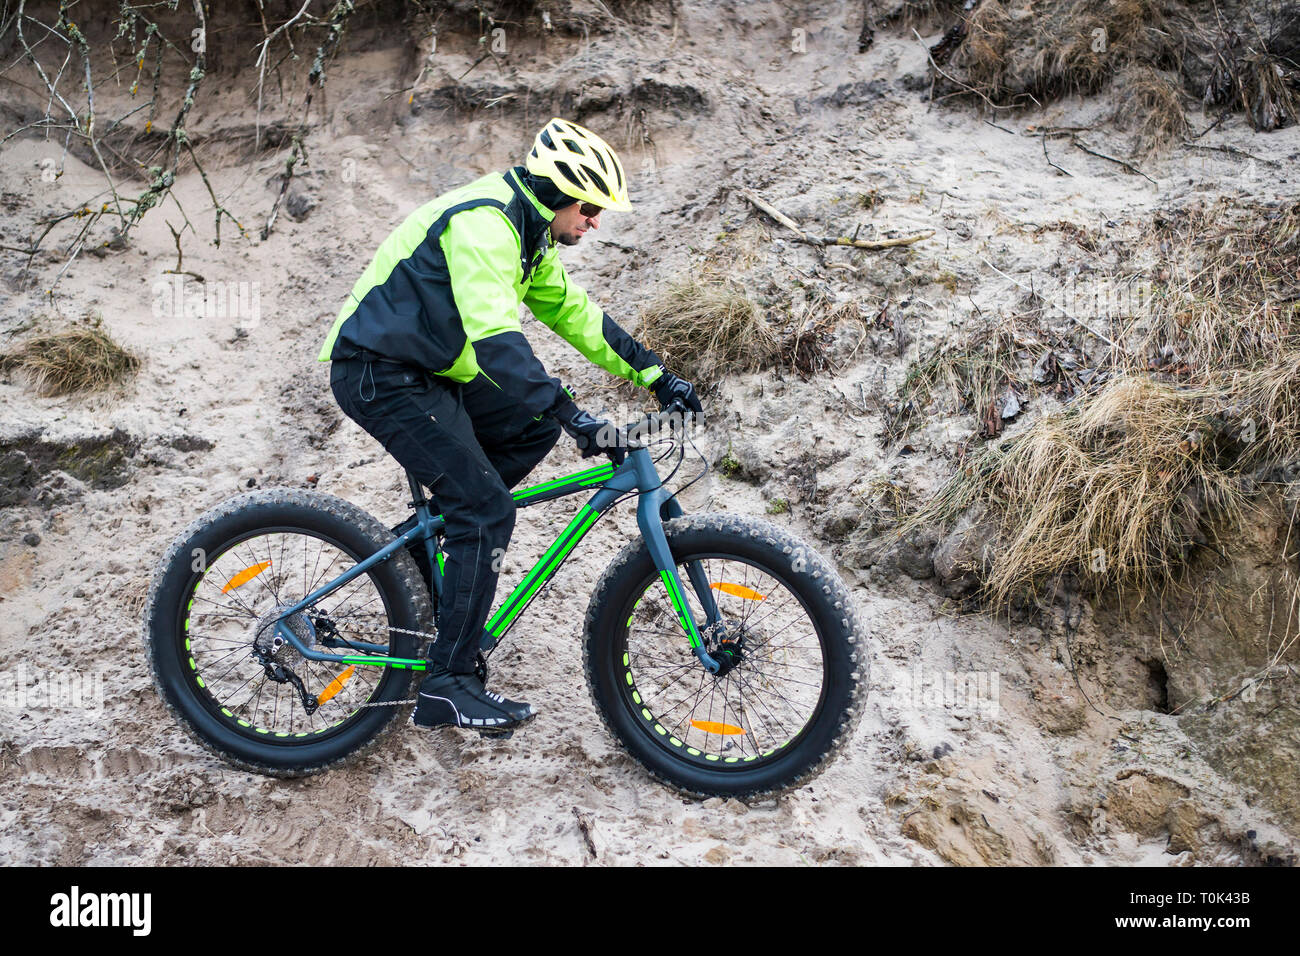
[143,489,433,776]
[583,513,866,798]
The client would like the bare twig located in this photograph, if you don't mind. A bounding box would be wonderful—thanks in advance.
[1041,132,1073,177]
[1180,140,1280,166]
[980,257,1126,352]
[261,0,356,240]
[738,188,810,239]
[1071,138,1158,184]
[816,232,934,249]
[254,0,316,150]
[912,27,1018,113]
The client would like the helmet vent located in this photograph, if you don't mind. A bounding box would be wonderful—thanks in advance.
[585,168,610,197]
[552,160,585,190]
[562,137,585,155]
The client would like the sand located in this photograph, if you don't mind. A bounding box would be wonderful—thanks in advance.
[1,0,1297,865]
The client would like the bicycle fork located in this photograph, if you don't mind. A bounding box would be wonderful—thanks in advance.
[638,486,723,674]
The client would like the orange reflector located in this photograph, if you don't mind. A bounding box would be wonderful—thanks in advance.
[221,560,271,593]
[316,665,356,706]
[710,582,766,601]
[690,719,746,736]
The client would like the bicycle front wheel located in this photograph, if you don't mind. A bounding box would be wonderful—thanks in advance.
[143,489,434,776]
[583,514,866,799]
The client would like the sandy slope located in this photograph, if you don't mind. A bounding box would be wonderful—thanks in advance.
[1,1,1297,865]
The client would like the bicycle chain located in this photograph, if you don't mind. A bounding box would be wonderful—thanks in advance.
[314,618,433,708]
[315,617,497,709]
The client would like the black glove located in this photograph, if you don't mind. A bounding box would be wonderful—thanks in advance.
[559,408,628,466]
[652,369,703,415]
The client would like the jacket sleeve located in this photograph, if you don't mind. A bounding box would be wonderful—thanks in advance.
[523,246,665,389]
[441,206,577,420]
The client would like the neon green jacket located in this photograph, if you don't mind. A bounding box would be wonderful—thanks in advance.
[319,167,662,418]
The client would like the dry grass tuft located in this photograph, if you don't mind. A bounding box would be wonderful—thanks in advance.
[1114,65,1189,155]
[1199,4,1300,131]
[778,295,859,381]
[914,375,1269,602]
[885,322,1021,441]
[928,0,1300,141]
[1239,52,1299,131]
[0,321,141,396]
[947,1,1015,95]
[907,199,1300,603]
[1139,199,1300,374]
[937,0,1177,103]
[637,277,779,386]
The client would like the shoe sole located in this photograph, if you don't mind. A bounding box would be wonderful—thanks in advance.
[411,694,536,732]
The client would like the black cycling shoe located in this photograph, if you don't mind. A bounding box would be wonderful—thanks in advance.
[412,665,536,734]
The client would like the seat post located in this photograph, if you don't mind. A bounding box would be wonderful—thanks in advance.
[405,470,444,605]
[406,471,429,512]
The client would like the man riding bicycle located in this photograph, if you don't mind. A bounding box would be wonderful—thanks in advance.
[318,118,703,734]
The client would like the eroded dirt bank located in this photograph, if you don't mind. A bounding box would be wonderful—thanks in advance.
[1,0,1297,865]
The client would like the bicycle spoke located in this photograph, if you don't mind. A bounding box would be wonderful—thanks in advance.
[624,554,826,765]
[183,529,397,737]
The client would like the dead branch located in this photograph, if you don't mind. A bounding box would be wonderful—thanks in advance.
[1040,132,1073,177]
[1179,140,1280,166]
[739,189,932,250]
[818,232,935,249]
[1070,137,1158,184]
[262,0,357,241]
[739,188,811,239]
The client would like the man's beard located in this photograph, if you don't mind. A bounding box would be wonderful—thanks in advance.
[554,232,582,246]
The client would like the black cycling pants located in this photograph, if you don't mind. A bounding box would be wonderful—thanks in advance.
[330,359,561,673]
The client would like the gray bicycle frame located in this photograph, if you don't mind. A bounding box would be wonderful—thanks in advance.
[269,417,724,674]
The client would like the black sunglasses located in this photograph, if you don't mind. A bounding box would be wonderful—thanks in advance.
[578,202,604,218]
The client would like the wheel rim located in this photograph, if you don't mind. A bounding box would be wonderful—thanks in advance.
[616,555,828,769]
[177,527,406,743]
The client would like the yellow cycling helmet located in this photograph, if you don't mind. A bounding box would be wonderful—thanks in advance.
[525,117,632,212]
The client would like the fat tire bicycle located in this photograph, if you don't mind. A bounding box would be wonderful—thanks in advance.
[143,402,867,798]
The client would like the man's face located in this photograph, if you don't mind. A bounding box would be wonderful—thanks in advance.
[549,201,602,246]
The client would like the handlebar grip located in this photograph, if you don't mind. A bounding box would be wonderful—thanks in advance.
[627,398,684,430]
[625,398,691,447]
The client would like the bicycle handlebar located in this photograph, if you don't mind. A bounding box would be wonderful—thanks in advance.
[624,398,691,448]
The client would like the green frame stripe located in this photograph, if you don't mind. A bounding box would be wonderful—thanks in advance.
[659,568,703,646]
[487,505,601,638]
[511,463,614,502]
[341,655,428,670]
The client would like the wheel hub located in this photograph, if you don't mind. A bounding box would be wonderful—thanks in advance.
[251,606,317,669]
[704,619,746,677]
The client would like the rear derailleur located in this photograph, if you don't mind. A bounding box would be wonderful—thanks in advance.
[251,647,319,715]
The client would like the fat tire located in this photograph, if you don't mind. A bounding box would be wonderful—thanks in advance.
[583,513,866,799]
[143,489,434,777]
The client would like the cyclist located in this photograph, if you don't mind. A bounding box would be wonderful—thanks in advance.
[319,118,702,734]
